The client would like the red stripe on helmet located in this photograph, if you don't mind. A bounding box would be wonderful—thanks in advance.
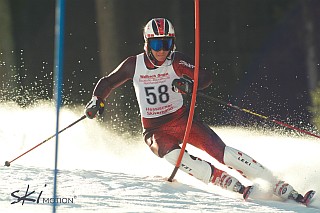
[152,18,167,36]
[158,19,165,35]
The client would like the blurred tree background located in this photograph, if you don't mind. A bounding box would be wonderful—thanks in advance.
[0,0,319,135]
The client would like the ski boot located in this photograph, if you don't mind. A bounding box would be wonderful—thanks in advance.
[212,170,253,201]
[274,180,315,206]
[239,184,254,201]
[289,190,316,206]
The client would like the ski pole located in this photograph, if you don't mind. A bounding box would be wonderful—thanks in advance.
[4,115,86,167]
[198,92,320,139]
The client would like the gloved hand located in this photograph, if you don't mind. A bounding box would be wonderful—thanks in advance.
[172,75,194,94]
[85,96,105,119]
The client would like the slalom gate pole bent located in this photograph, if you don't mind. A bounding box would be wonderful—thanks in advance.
[4,115,86,167]
[198,92,320,139]
[168,0,200,182]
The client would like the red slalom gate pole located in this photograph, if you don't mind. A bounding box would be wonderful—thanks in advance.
[168,0,200,182]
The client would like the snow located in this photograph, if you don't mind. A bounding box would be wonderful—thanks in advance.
[0,102,320,212]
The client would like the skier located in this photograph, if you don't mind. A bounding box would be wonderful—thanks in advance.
[85,18,313,204]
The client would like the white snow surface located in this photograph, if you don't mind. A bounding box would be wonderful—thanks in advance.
[1,102,320,213]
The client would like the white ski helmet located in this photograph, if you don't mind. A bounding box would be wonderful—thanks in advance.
[143,18,176,53]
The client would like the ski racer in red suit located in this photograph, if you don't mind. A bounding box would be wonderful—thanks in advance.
[85,18,312,203]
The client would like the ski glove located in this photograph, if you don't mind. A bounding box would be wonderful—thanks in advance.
[172,75,194,94]
[85,96,105,119]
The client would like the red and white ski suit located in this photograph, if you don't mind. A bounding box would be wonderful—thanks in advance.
[92,51,297,200]
[93,51,226,161]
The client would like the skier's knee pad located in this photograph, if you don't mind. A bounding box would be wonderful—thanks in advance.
[223,146,273,179]
[164,149,212,183]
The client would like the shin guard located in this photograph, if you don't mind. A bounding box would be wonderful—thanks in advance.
[164,149,212,183]
[223,146,273,179]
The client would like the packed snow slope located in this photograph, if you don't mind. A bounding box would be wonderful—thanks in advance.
[0,102,319,212]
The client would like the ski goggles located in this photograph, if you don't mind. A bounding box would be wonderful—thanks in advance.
[149,38,174,51]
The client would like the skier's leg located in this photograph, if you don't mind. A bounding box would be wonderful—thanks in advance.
[145,113,311,202]
[144,128,217,184]
[187,119,226,164]
[186,118,273,183]
[144,130,180,158]
[210,166,252,198]
[164,148,213,183]
[144,125,215,183]
[273,180,312,203]
[223,146,307,201]
[169,119,252,195]
[223,146,274,179]
[164,148,251,197]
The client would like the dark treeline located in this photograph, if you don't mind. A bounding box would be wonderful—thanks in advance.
[1,0,319,135]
